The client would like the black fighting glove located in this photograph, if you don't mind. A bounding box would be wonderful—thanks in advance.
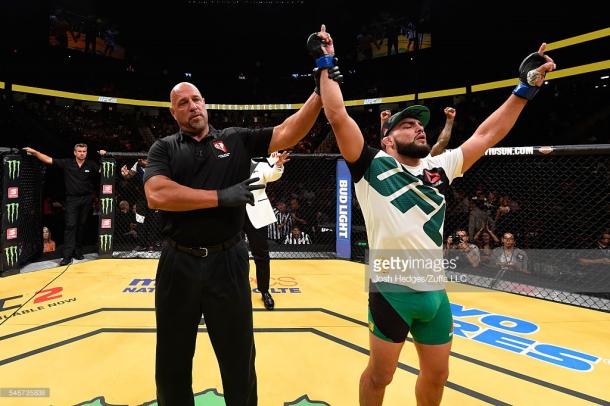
[512,52,548,100]
[313,59,344,95]
[217,177,265,207]
[307,32,335,69]
[307,27,342,94]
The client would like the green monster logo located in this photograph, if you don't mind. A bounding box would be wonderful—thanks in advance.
[7,160,20,180]
[99,234,112,252]
[75,391,330,406]
[6,202,19,223]
[4,246,19,267]
[102,161,115,178]
[100,198,113,215]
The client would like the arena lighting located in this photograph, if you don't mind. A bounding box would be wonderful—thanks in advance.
[184,72,192,78]
[601,75,609,79]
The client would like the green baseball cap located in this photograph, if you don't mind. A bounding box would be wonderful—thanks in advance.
[381,105,430,138]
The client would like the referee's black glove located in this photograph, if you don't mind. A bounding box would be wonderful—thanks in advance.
[218,177,265,207]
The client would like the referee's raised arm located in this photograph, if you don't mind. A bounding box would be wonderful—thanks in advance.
[23,146,53,165]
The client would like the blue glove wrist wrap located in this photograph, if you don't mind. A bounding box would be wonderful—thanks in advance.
[315,55,335,69]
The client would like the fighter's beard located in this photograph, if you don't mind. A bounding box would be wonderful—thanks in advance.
[396,140,431,158]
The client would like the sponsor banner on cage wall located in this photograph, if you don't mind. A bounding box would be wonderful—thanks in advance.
[335,160,352,259]
[2,155,23,272]
[98,158,116,258]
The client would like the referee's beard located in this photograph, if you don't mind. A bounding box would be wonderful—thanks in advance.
[395,139,431,159]
[188,115,208,132]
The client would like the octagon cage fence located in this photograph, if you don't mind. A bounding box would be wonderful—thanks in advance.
[1,145,609,311]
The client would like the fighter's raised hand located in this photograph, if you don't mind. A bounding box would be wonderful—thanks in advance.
[513,43,556,100]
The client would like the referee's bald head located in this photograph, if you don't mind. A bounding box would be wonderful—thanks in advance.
[170,82,202,105]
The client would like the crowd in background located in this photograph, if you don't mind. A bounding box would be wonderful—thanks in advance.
[2,17,609,263]
[1,80,608,257]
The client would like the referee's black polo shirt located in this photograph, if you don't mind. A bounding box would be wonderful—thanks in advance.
[144,126,273,246]
[53,158,100,197]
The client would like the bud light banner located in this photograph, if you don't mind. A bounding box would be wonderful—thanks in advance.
[335,159,352,259]
[98,158,116,258]
[2,155,22,273]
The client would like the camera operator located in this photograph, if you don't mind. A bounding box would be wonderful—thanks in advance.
[446,229,480,270]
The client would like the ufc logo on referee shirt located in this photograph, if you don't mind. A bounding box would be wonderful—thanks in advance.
[212,140,231,158]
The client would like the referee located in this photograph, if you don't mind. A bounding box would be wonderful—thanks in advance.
[24,144,106,266]
[144,82,322,406]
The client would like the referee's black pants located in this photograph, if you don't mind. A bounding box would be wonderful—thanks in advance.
[155,240,257,406]
[243,217,271,293]
[63,195,92,258]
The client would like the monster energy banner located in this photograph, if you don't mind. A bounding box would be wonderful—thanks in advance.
[1,155,22,273]
[7,159,20,180]
[98,157,116,258]
[4,245,19,268]
[99,233,113,253]
[100,198,114,215]
[6,202,19,224]
[102,161,115,178]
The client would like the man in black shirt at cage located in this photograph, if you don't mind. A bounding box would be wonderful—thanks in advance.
[121,158,160,250]
[144,80,330,405]
[24,144,106,266]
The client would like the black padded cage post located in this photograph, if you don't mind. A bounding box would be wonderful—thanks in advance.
[98,157,117,258]
[1,150,44,276]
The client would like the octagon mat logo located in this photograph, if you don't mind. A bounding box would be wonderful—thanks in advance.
[75,391,329,405]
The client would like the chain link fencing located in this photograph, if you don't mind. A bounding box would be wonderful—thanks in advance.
[90,146,610,311]
[107,153,339,259]
[440,146,610,310]
[4,144,608,311]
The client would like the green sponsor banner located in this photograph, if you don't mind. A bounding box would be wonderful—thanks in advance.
[100,198,113,215]
[4,246,19,267]
[6,202,19,223]
[7,159,20,180]
[99,234,113,252]
[102,161,115,178]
